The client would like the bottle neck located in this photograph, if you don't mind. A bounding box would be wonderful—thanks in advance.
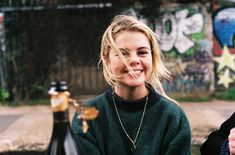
[52,110,70,137]
[53,109,69,123]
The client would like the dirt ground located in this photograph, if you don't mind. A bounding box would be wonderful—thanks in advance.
[182,100,235,144]
[0,99,235,152]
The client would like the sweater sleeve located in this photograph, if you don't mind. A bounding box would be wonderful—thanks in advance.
[164,107,191,155]
[200,112,235,155]
[71,112,101,155]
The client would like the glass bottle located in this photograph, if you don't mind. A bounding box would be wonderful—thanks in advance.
[47,81,83,155]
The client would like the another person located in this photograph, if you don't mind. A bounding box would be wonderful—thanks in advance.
[201,112,235,155]
[71,15,191,155]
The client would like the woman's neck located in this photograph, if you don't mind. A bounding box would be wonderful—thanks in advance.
[114,84,148,101]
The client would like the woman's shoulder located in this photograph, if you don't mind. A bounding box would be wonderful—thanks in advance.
[157,94,178,108]
[156,94,187,117]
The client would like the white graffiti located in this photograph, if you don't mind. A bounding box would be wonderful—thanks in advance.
[158,9,204,54]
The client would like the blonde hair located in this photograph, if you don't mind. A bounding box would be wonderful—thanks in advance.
[99,15,177,104]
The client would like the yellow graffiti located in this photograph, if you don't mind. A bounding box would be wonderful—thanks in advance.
[214,45,235,72]
[217,68,233,89]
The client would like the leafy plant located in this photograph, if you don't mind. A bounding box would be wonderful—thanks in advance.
[0,87,9,101]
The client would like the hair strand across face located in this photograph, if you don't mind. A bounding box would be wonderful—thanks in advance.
[99,15,178,105]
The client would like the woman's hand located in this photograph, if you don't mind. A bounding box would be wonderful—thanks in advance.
[229,128,235,154]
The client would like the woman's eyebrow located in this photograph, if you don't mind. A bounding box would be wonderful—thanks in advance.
[118,47,150,51]
[137,47,151,50]
[118,48,129,52]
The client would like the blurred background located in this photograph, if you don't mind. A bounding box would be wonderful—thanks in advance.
[0,0,234,102]
[0,0,235,154]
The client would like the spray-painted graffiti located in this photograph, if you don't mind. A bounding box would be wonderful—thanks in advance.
[164,48,213,93]
[213,7,235,89]
[213,46,235,88]
[158,9,204,54]
[121,6,214,94]
[213,7,235,55]
[214,8,235,47]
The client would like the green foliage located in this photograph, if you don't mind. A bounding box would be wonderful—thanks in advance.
[214,88,235,101]
[173,88,235,102]
[175,95,212,102]
[0,87,9,101]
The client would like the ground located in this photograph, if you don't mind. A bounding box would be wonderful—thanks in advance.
[0,99,235,152]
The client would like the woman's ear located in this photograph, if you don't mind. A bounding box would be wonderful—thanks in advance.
[103,53,112,73]
[104,54,110,66]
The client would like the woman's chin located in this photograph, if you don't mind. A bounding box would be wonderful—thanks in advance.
[122,79,146,88]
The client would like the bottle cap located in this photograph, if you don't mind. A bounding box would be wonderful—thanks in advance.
[48,81,70,112]
[48,81,68,95]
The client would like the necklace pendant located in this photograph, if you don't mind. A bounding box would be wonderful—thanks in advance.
[131,144,136,152]
[112,92,148,154]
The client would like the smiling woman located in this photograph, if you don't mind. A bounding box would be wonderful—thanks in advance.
[108,30,152,99]
[71,15,191,155]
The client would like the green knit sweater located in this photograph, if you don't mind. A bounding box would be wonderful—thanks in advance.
[71,89,191,155]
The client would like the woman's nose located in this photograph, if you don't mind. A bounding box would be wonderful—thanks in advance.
[128,54,140,66]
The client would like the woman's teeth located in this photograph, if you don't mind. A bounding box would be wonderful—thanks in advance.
[133,70,141,74]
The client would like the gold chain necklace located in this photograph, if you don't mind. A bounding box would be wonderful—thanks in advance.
[112,91,148,152]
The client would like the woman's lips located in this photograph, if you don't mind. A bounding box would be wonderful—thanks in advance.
[124,69,143,76]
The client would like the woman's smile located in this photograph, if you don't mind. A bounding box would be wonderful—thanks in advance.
[108,30,152,89]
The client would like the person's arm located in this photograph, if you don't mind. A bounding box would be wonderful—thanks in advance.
[201,130,228,155]
[201,112,235,155]
[164,108,191,155]
[71,112,102,155]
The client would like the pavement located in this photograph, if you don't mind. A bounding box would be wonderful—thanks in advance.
[0,99,235,153]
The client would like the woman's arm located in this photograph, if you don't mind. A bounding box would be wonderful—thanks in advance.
[71,112,102,155]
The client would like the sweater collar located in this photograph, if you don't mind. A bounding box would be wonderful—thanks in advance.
[105,86,159,112]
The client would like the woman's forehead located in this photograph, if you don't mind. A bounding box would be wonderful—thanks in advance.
[114,31,150,48]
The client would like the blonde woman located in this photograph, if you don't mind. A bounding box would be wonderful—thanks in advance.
[72,15,191,155]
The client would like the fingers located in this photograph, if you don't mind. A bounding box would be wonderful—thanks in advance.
[229,128,235,154]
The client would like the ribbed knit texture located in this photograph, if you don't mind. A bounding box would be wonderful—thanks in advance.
[71,88,191,155]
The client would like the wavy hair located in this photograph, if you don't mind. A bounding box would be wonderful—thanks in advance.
[99,15,177,104]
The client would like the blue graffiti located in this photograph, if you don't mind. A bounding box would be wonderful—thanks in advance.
[213,8,235,47]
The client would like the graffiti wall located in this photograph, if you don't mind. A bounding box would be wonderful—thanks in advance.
[213,5,235,89]
[159,9,204,54]
[121,3,214,96]
[156,4,214,95]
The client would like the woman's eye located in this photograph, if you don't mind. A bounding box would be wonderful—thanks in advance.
[138,50,148,56]
[113,51,128,57]
[122,52,128,56]
[120,50,128,56]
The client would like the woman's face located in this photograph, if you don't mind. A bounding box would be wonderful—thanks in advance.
[108,30,152,89]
